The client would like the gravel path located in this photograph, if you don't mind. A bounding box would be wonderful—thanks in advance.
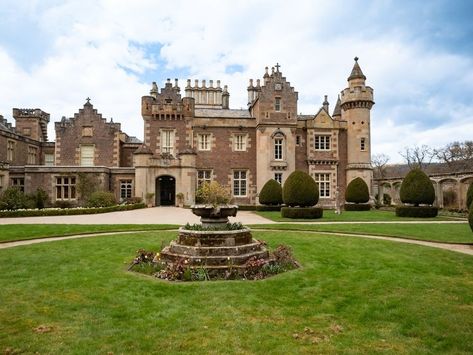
[1,228,472,256]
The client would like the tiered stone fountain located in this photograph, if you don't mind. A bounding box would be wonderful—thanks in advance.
[159,205,271,274]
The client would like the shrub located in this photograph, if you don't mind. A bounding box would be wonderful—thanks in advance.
[344,203,371,211]
[0,187,28,210]
[86,191,116,207]
[282,171,319,207]
[395,206,438,218]
[281,207,323,219]
[54,200,74,209]
[469,207,473,232]
[400,168,435,206]
[256,205,281,212]
[383,193,392,206]
[345,177,369,204]
[32,188,49,209]
[0,203,145,218]
[195,181,230,206]
[467,183,473,210]
[259,179,283,205]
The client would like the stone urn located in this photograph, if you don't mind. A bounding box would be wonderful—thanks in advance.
[191,204,238,228]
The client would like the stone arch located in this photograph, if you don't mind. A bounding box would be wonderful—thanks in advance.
[155,174,176,206]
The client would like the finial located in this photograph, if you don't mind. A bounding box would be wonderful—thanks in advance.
[271,66,275,74]
[275,63,280,72]
[174,78,178,87]
[167,78,171,83]
[110,117,113,123]
[354,56,359,62]
[86,97,91,104]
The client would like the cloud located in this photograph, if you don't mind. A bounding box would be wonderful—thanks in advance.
[0,0,472,163]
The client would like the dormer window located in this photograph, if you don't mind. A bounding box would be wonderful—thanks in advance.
[275,97,281,112]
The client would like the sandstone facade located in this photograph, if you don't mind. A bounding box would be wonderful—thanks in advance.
[0,59,374,207]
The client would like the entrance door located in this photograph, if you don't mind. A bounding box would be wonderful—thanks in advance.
[156,176,175,206]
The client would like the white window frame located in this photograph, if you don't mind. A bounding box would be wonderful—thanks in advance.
[274,137,283,160]
[44,153,55,166]
[120,180,133,201]
[80,144,95,166]
[56,176,76,200]
[198,134,211,151]
[161,129,175,155]
[314,173,331,198]
[275,97,281,112]
[234,134,247,151]
[274,173,282,184]
[315,135,331,151]
[233,170,247,197]
[197,170,212,188]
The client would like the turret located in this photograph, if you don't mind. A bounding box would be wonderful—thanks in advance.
[340,57,375,194]
[13,108,50,141]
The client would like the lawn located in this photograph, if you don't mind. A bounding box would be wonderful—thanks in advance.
[255,209,455,222]
[0,224,178,243]
[1,230,473,353]
[251,223,473,244]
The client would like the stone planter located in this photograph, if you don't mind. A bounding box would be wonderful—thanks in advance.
[191,204,238,228]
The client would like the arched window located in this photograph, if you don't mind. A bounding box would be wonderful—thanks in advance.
[271,130,286,161]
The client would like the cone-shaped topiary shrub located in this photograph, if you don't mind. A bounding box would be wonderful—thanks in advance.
[399,168,435,206]
[282,170,319,207]
[466,183,473,210]
[259,179,283,205]
[345,177,370,204]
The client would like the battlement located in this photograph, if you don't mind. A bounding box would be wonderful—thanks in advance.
[13,108,50,122]
[340,86,374,110]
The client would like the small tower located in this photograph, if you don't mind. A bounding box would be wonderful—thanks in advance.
[340,57,375,193]
[13,108,50,141]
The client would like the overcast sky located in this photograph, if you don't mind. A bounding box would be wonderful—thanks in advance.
[1,0,472,163]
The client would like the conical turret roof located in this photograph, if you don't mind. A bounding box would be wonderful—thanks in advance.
[348,57,366,81]
[332,95,341,117]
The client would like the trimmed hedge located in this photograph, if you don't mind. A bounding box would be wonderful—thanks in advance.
[259,179,283,205]
[86,191,117,208]
[281,207,323,219]
[467,183,473,210]
[400,168,435,206]
[345,177,370,204]
[236,205,257,211]
[0,203,146,218]
[344,203,371,211]
[395,206,439,218]
[256,205,282,212]
[469,207,473,232]
[282,171,319,207]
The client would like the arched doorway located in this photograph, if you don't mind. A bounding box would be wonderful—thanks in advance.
[156,175,176,206]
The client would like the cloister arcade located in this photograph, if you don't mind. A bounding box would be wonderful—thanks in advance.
[374,171,473,210]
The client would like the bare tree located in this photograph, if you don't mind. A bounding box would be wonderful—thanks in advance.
[371,153,390,179]
[434,141,473,170]
[399,145,434,170]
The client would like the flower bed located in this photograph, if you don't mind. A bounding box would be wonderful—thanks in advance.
[0,203,146,218]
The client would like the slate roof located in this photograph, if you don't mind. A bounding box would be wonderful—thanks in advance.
[194,108,252,118]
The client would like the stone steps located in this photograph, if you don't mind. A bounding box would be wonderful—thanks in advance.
[168,240,264,257]
[160,246,269,266]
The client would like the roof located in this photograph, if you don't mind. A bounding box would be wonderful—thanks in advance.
[348,57,366,81]
[297,114,314,121]
[332,96,342,117]
[126,136,142,144]
[0,115,14,132]
[134,144,153,155]
[194,108,252,119]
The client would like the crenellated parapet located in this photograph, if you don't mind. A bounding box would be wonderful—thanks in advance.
[142,79,195,120]
[340,86,374,110]
[13,108,50,141]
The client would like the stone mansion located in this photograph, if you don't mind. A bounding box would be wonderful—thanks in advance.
[0,59,374,207]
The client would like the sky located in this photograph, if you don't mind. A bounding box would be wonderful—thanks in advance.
[0,0,472,163]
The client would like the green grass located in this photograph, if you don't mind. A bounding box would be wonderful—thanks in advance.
[255,209,454,222]
[0,224,178,243]
[1,231,473,353]
[251,223,473,244]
